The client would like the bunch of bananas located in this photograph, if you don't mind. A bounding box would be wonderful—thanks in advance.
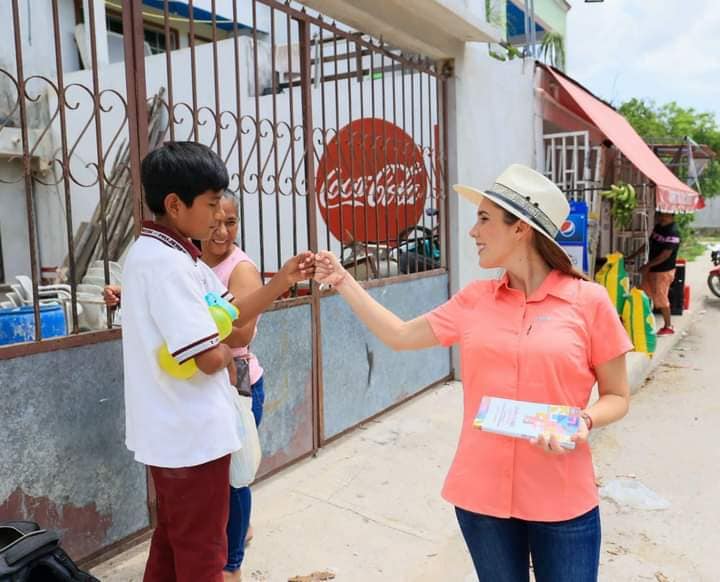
[601,183,637,228]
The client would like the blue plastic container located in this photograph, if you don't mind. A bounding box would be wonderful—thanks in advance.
[0,303,67,345]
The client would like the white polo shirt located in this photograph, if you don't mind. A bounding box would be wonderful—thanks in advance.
[121,222,241,468]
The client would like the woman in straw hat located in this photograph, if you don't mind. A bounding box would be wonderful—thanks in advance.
[314,164,632,581]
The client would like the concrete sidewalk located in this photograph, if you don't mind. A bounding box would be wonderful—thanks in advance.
[92,260,706,582]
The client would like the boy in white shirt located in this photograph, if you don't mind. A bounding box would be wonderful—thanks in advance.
[122,142,312,582]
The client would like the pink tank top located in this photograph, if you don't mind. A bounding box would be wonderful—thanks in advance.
[211,246,264,384]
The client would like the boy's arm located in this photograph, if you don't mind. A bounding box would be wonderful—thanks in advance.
[232,252,314,327]
[195,343,233,375]
[149,264,230,376]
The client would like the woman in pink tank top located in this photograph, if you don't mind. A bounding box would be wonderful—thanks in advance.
[201,192,264,582]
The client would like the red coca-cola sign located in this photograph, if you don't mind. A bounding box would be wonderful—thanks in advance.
[316,118,428,244]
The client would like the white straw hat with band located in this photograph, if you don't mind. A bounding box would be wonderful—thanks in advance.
[454,164,570,253]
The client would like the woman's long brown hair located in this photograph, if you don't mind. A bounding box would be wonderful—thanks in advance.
[501,208,589,281]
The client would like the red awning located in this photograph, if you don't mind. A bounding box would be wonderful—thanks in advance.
[544,67,703,213]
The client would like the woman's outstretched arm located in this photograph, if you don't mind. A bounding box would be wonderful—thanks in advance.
[315,251,439,351]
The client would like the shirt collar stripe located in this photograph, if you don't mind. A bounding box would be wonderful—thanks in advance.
[140,221,202,261]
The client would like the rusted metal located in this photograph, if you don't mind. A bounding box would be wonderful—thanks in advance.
[358,39,370,267]
[318,269,448,298]
[319,25,331,252]
[260,0,440,77]
[1,0,452,391]
[231,0,246,250]
[380,45,392,276]
[251,0,265,277]
[50,0,79,333]
[10,0,41,340]
[123,0,150,235]
[271,7,282,272]
[441,74,451,272]
[368,40,380,272]
[163,0,175,141]
[86,0,113,329]
[0,329,122,362]
[299,17,323,452]
[345,37,358,273]
[211,0,222,154]
[332,29,345,261]
[286,11,299,259]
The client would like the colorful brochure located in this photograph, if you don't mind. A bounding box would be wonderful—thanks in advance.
[474,396,581,449]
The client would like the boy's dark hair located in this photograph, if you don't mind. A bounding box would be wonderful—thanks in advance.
[141,141,229,215]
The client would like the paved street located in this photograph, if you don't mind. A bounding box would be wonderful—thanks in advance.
[594,265,720,581]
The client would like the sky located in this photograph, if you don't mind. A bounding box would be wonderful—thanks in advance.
[566,0,720,121]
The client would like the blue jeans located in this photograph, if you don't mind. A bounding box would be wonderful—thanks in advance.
[455,506,601,582]
[225,376,265,573]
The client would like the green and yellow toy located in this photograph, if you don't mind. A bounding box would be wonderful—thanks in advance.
[157,292,238,379]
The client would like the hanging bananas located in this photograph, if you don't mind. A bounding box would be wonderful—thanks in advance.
[601,183,637,228]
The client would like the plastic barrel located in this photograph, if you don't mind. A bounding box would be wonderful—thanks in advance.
[0,303,67,345]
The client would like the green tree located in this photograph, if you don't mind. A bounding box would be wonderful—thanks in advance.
[619,98,720,198]
[619,99,720,248]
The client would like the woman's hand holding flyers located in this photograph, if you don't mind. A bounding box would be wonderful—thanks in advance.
[530,415,590,455]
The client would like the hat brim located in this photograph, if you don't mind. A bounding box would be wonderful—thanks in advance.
[453,184,568,255]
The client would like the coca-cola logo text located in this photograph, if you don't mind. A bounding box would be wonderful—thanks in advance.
[315,119,428,244]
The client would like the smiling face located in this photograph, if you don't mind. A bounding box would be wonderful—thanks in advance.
[165,189,224,241]
[469,198,531,269]
[204,196,240,260]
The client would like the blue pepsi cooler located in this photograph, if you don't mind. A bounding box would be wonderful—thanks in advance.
[555,200,589,273]
[0,303,67,345]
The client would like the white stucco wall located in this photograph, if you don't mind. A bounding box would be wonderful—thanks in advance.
[1,29,437,281]
[448,46,537,293]
[695,197,720,229]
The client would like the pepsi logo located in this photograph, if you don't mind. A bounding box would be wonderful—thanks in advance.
[559,220,576,238]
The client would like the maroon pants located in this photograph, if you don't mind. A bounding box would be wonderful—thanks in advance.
[144,454,230,582]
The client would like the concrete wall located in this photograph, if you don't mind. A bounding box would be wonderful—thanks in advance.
[0,340,148,561]
[448,47,537,293]
[321,274,451,439]
[695,197,720,230]
[534,0,569,37]
[0,160,32,282]
[252,304,315,475]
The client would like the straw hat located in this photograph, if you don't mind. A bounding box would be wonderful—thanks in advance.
[454,164,570,252]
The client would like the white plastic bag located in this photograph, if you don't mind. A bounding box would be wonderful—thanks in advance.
[229,389,262,488]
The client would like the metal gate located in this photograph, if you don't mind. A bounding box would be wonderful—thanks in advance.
[1,0,451,563]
